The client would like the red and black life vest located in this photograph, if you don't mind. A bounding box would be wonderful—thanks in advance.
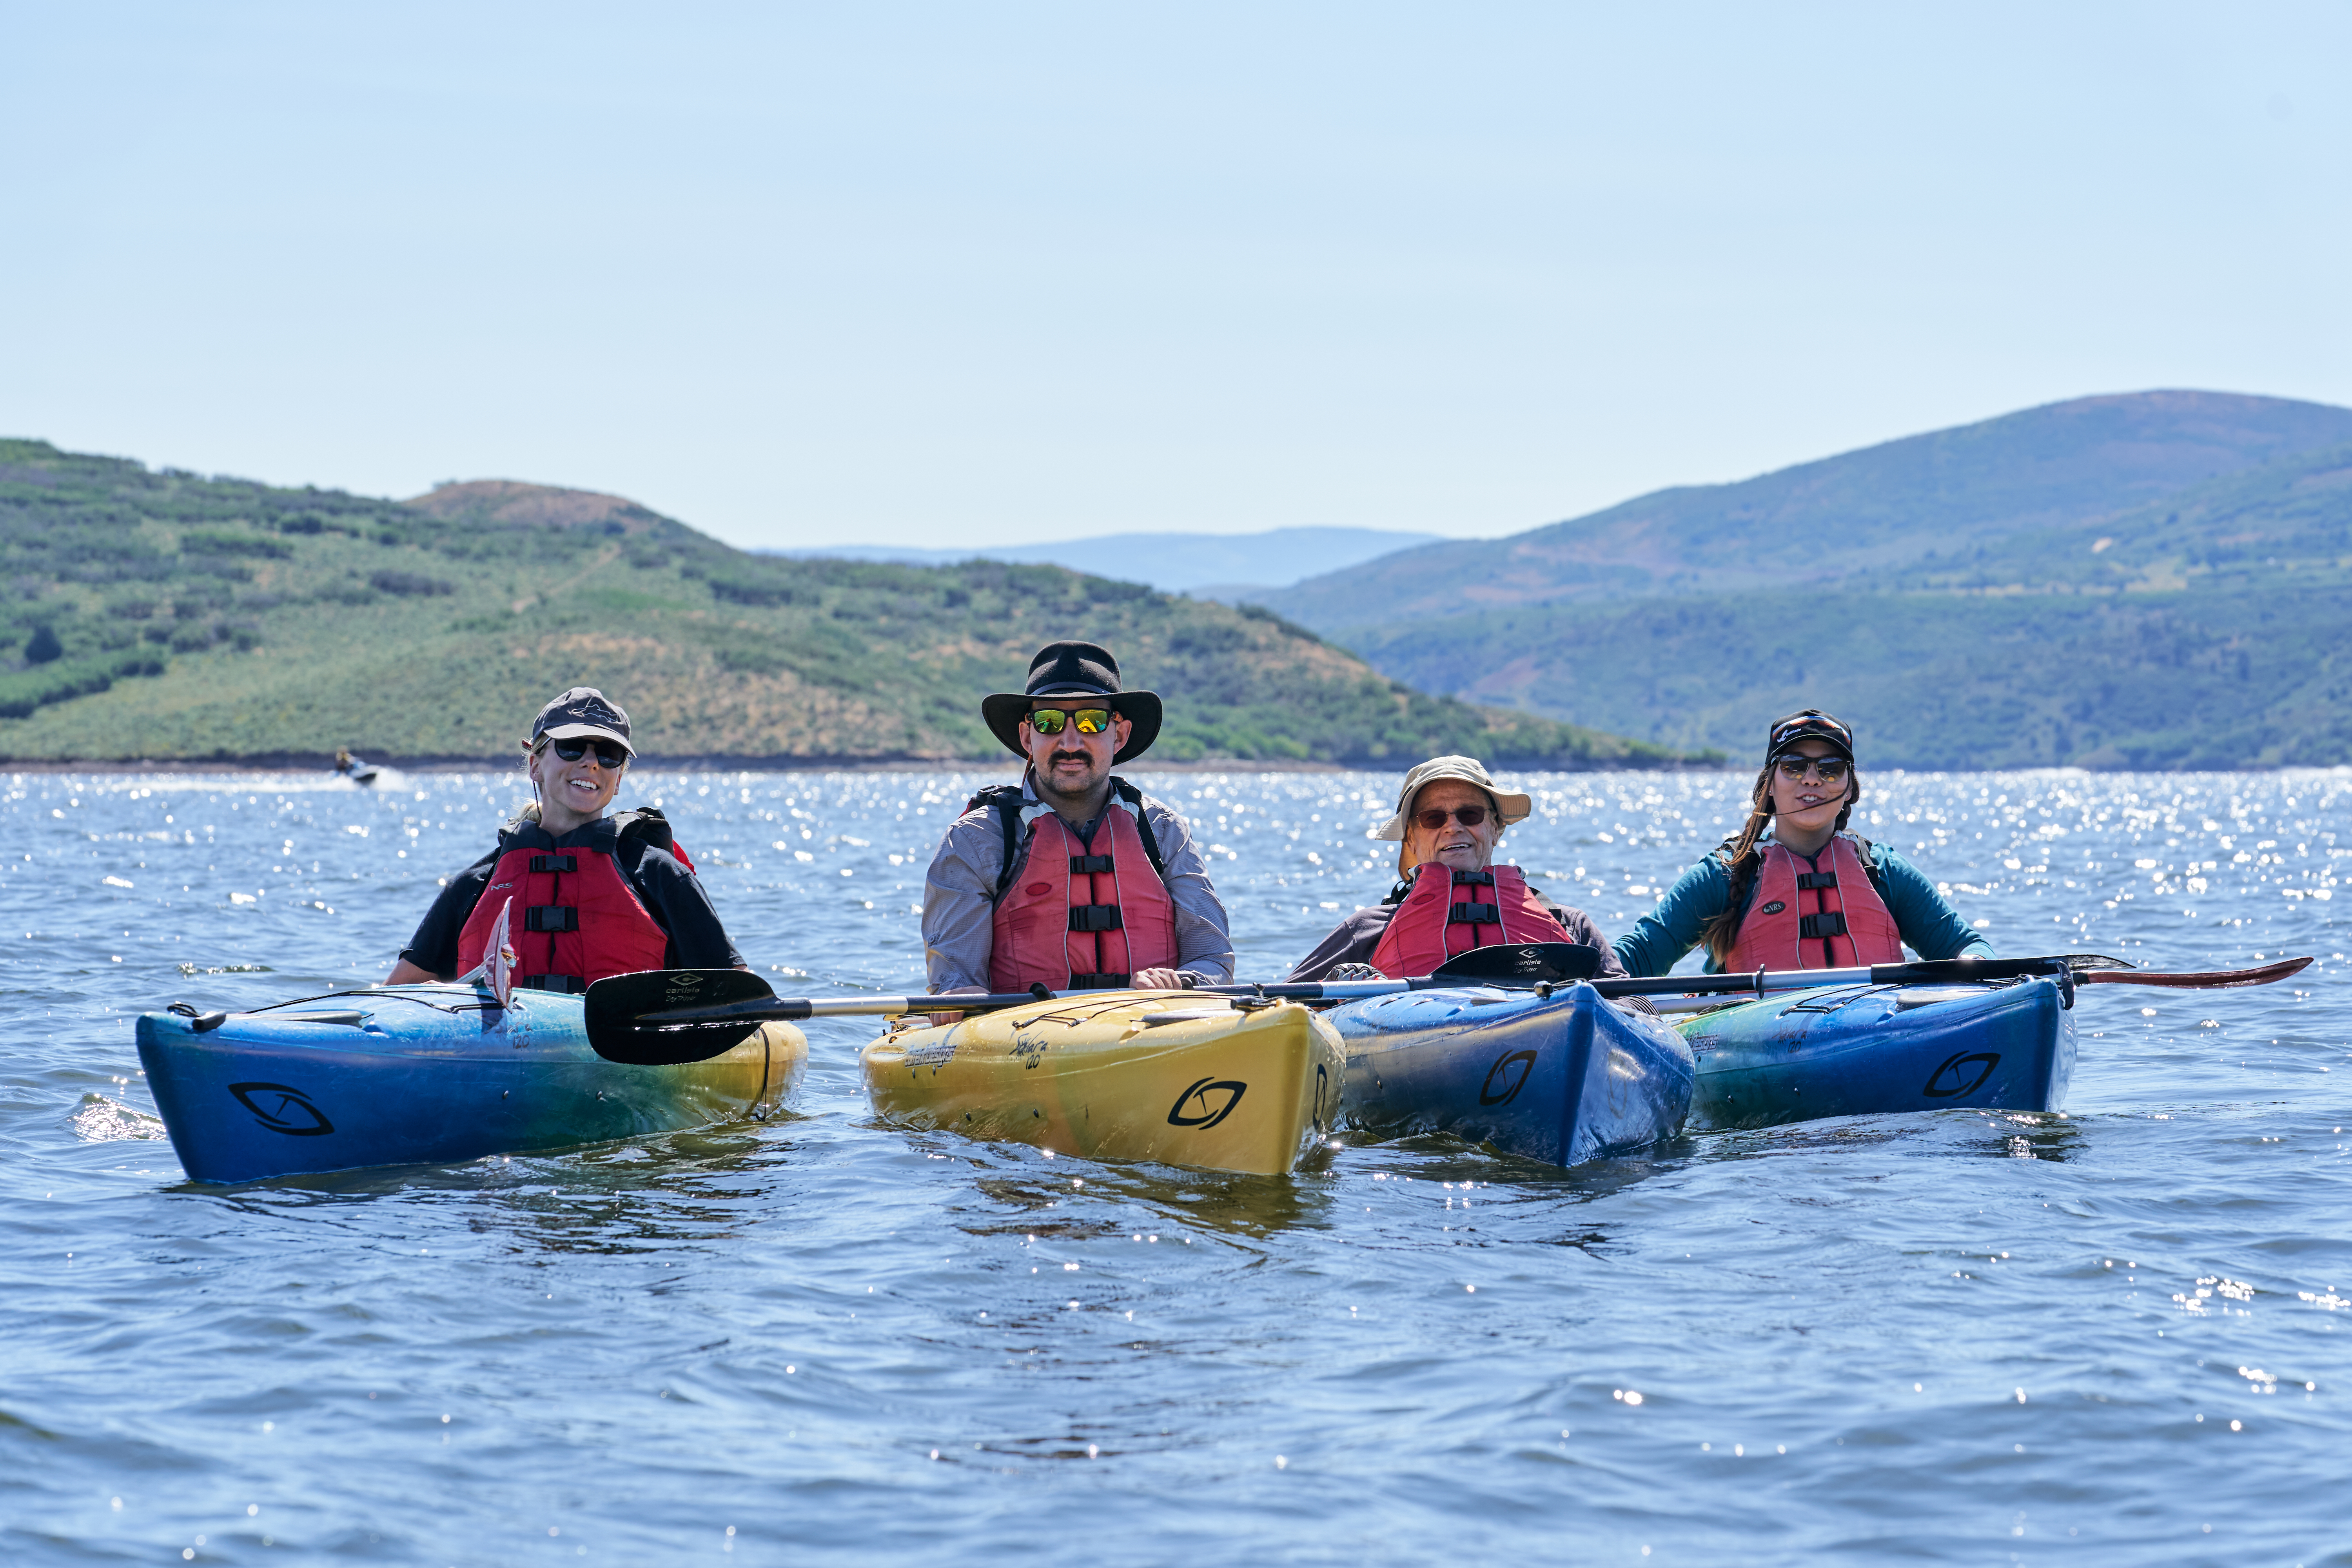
[454,810,693,993]
[1722,834,1904,972]
[973,780,1178,991]
[1369,862,1568,979]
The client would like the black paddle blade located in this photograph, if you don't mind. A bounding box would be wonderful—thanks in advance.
[584,968,784,1065]
[1428,942,1605,986]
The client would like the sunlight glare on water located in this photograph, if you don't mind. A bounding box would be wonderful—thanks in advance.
[1,765,2346,1564]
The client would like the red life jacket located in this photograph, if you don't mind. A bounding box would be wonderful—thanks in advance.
[454,811,688,993]
[1722,835,1904,972]
[1370,862,1567,979]
[988,805,1178,991]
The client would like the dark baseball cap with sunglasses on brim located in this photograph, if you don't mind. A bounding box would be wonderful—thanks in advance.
[1765,708,1854,766]
[981,641,1163,765]
[528,686,636,760]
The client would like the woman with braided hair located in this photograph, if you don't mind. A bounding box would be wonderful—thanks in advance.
[1612,709,1991,977]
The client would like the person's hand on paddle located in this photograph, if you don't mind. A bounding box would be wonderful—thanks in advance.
[929,987,985,1029]
[1133,967,1189,991]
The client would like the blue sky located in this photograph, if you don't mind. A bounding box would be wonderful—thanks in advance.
[5,4,2346,550]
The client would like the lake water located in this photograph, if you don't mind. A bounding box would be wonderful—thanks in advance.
[4,765,2347,1566]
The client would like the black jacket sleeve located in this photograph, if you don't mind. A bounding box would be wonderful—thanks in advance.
[629,846,746,970]
[398,849,501,979]
[1287,907,1397,981]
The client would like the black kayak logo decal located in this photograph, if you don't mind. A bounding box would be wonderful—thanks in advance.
[1921,1052,2000,1099]
[1168,1077,1247,1130]
[1479,1049,1538,1107]
[227,1082,336,1136]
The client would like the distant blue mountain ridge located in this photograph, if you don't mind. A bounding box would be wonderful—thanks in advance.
[767,525,1441,597]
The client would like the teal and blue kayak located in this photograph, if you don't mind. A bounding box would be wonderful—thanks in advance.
[1323,982,1695,1168]
[136,983,804,1184]
[1675,976,2074,1131]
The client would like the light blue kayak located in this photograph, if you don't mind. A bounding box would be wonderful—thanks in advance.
[137,984,805,1184]
[1676,976,2075,1131]
[1323,982,1695,1167]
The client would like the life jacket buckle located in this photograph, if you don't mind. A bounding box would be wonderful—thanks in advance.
[1069,854,1115,875]
[523,905,579,934]
[530,854,578,874]
[1070,972,1131,988]
[1068,905,1124,933]
[1449,869,1495,886]
[1798,911,1848,940]
[1795,870,1838,891]
[1448,901,1501,926]
[515,974,586,994]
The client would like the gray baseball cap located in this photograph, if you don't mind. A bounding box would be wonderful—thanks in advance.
[528,687,635,758]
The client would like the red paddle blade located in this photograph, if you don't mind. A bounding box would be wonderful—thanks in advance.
[2078,956,2313,989]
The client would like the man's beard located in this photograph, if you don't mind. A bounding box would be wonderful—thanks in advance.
[1034,749,1106,804]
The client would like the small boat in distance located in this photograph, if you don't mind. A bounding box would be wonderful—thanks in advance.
[332,748,381,786]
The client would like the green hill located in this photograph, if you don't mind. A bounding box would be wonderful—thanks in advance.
[1338,439,2352,769]
[1266,390,2352,630]
[0,439,1700,769]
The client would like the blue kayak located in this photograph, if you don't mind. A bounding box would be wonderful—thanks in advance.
[1323,982,1695,1168]
[1676,976,2075,1131]
[136,984,806,1184]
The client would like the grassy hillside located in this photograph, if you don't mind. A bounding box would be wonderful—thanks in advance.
[1267,390,2352,630]
[1340,442,2352,769]
[0,440,1700,769]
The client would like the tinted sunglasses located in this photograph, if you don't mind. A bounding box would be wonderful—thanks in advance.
[549,738,631,769]
[1414,804,1490,830]
[1774,755,1850,782]
[1027,707,1114,736]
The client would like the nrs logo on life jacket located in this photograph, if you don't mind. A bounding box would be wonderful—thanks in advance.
[1723,835,1903,971]
[988,807,1177,991]
[1369,862,1566,980]
[454,811,689,993]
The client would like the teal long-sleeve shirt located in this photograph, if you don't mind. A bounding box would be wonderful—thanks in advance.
[1612,832,1994,977]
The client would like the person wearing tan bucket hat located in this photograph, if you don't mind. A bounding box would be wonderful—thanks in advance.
[1285,755,1631,984]
[921,641,1234,1004]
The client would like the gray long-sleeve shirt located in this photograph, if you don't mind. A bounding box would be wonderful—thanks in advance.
[921,774,1236,993]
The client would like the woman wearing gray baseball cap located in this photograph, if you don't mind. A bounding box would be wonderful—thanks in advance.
[385,686,745,990]
[1286,754,1630,983]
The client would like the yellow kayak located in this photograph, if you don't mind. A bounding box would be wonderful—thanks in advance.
[862,992,1343,1175]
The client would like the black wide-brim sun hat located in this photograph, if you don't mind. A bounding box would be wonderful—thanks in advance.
[981,641,1163,765]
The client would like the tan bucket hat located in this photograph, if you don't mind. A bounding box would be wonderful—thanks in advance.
[1370,755,1534,874]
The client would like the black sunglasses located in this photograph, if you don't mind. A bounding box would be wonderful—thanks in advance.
[549,738,630,769]
[1774,755,1850,782]
[1414,804,1489,830]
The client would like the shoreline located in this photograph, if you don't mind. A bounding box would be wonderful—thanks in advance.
[7,755,2348,777]
[0,752,1710,776]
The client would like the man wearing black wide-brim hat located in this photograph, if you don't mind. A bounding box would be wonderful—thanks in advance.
[922,641,1233,1000]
